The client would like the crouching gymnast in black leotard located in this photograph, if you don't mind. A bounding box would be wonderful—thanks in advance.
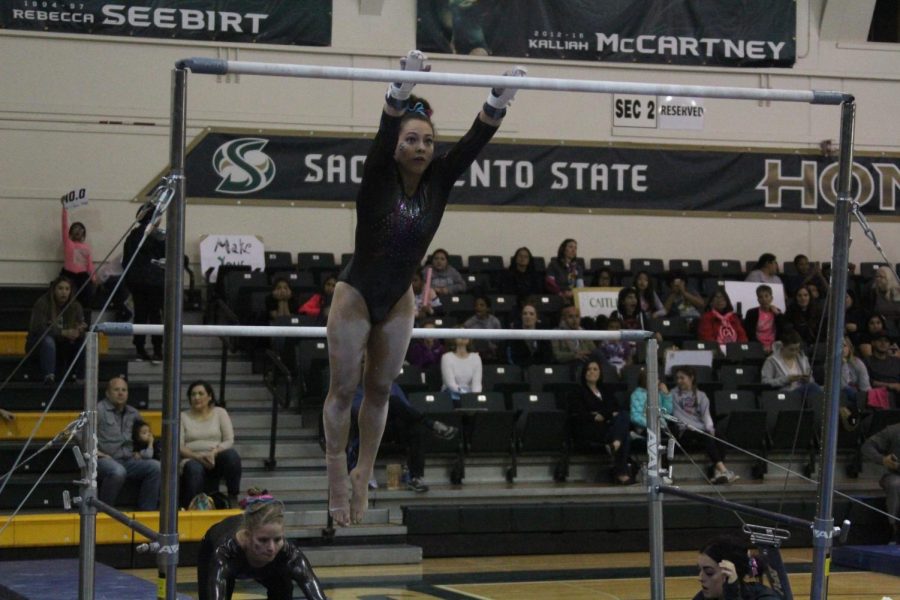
[323,50,526,525]
[197,490,327,600]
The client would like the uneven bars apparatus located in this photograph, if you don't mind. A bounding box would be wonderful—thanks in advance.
[94,58,854,600]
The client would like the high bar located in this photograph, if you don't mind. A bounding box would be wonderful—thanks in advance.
[176,58,849,105]
[96,323,654,342]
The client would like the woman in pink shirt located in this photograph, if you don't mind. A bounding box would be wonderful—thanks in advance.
[60,202,95,319]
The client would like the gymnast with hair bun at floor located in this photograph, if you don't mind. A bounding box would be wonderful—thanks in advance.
[321,49,526,526]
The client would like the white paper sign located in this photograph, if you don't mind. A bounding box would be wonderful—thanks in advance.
[665,349,714,375]
[61,187,89,210]
[200,234,265,282]
[575,287,623,319]
[658,96,705,130]
[721,281,786,315]
[613,94,657,128]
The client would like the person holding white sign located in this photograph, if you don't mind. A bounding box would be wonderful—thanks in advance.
[60,200,95,320]
[321,50,524,526]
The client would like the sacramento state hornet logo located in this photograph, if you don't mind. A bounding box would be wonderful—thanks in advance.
[212,138,276,194]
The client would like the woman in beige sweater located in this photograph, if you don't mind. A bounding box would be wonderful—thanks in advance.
[180,380,242,508]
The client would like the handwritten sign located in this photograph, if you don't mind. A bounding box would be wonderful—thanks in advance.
[574,287,623,319]
[61,187,89,210]
[199,234,265,282]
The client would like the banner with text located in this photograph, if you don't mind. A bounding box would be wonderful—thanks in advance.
[416,0,795,68]
[0,1,332,46]
[175,130,900,217]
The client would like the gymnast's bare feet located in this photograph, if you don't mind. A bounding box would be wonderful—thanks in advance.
[349,466,369,524]
[326,453,351,526]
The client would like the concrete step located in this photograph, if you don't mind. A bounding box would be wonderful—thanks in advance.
[236,441,323,459]
[242,474,328,492]
[285,508,390,527]
[302,544,421,567]
[128,359,254,377]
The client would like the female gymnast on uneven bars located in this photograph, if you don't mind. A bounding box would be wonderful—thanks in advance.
[322,50,525,525]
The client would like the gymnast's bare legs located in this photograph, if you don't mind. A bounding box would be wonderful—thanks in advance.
[322,282,415,526]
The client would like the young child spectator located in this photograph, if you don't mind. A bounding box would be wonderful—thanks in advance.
[132,419,161,461]
[743,284,784,353]
[266,277,299,321]
[297,273,336,325]
[858,313,891,359]
[670,366,737,484]
[592,316,634,375]
[866,332,900,408]
[505,302,554,368]
[698,287,748,347]
[630,367,673,438]
[412,267,443,324]
[634,271,666,318]
[594,267,615,288]
[610,287,648,331]
[427,248,466,295]
[441,337,482,398]
[463,295,502,362]
[545,238,584,301]
[783,285,823,346]
[570,360,633,484]
[60,201,95,320]
[497,246,545,304]
[745,253,782,285]
[26,276,86,383]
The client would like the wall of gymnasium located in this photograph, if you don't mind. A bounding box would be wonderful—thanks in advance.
[0,0,898,285]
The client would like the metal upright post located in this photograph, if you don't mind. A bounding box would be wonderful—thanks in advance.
[810,99,856,600]
[157,66,188,600]
[78,332,99,600]
[645,338,665,600]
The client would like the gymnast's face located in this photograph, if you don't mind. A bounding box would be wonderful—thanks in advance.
[245,522,284,567]
[395,120,435,178]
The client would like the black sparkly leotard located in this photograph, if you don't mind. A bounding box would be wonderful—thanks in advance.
[197,515,327,600]
[339,111,498,324]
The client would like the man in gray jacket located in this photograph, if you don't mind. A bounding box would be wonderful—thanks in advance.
[96,376,160,509]
[861,422,900,544]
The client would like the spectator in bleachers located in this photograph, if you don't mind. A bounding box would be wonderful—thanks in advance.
[783,254,828,299]
[298,273,336,325]
[545,238,584,301]
[866,332,900,409]
[132,419,161,460]
[505,302,554,368]
[783,286,823,346]
[611,287,649,331]
[858,313,891,359]
[96,376,160,509]
[427,248,466,295]
[348,380,458,494]
[861,423,900,545]
[59,201,95,320]
[463,295,502,362]
[862,265,900,323]
[629,367,673,440]
[669,365,737,484]
[843,290,866,346]
[570,360,633,484]
[496,246,544,304]
[406,319,445,375]
[592,316,634,375]
[595,267,614,288]
[839,335,870,429]
[26,276,86,383]
[551,304,596,367]
[123,202,165,363]
[698,287,748,346]
[760,331,822,399]
[411,268,443,324]
[180,380,242,508]
[662,271,705,323]
[266,277,299,321]
[441,337,483,397]
[742,284,784,354]
[745,253,782,285]
[634,271,666,318]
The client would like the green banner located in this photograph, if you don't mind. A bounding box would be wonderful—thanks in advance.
[0,1,332,46]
